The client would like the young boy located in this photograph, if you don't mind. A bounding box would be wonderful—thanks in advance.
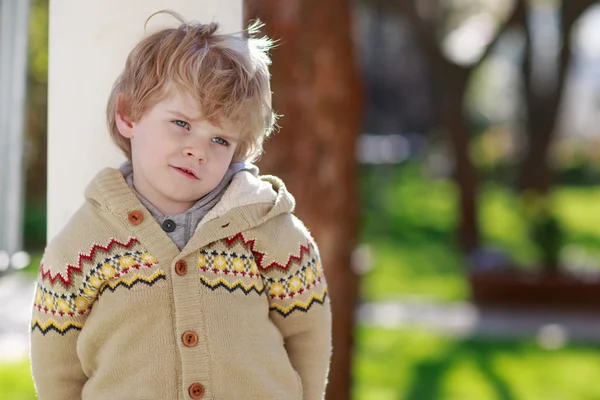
[30,12,331,400]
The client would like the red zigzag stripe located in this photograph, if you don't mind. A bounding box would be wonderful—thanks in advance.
[224,233,312,272]
[39,237,139,287]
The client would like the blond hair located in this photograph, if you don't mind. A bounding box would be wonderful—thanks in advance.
[106,11,276,162]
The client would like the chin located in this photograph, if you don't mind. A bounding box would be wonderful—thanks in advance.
[174,193,207,203]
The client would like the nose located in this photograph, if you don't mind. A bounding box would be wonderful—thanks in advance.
[183,140,207,164]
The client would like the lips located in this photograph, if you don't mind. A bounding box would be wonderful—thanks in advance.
[171,166,199,179]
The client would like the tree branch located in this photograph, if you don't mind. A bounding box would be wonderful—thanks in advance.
[370,0,527,72]
[473,0,526,70]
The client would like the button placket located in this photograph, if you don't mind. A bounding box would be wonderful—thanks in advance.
[172,252,205,399]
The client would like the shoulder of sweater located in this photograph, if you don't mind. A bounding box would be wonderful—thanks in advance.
[239,212,320,278]
[39,201,137,290]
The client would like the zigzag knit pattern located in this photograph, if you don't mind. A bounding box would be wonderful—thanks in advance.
[32,238,164,335]
[270,291,329,317]
[196,248,265,295]
[224,233,312,272]
[34,248,162,317]
[39,237,139,287]
[197,234,328,317]
[98,270,166,294]
[31,318,84,335]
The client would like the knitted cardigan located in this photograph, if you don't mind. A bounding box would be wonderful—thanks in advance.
[30,168,331,400]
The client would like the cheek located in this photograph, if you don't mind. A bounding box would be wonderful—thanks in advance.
[215,147,235,167]
[206,148,234,176]
[139,129,177,155]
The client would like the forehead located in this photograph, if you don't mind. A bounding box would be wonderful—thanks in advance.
[156,88,202,119]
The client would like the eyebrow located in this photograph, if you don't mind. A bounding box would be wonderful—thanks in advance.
[166,109,202,122]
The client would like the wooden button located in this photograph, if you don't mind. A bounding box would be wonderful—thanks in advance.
[188,383,205,399]
[175,260,188,276]
[182,330,198,347]
[127,210,143,225]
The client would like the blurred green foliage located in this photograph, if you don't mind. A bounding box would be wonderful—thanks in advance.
[23,0,49,250]
[28,0,48,84]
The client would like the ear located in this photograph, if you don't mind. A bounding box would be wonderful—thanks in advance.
[115,94,135,139]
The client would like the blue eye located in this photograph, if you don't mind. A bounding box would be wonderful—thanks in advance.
[173,120,190,130]
[212,137,229,146]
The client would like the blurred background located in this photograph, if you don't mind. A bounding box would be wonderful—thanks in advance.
[3,0,600,399]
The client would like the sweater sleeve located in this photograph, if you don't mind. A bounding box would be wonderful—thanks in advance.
[30,253,90,399]
[258,216,332,400]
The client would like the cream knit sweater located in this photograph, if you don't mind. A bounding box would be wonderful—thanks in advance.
[30,168,331,400]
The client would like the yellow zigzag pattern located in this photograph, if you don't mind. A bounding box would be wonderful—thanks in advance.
[31,317,84,335]
[270,289,328,317]
[33,271,167,335]
[99,270,166,293]
[199,275,265,294]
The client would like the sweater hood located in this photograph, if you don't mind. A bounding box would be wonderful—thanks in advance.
[84,167,296,232]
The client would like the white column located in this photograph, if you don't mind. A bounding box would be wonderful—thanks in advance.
[48,0,242,240]
[0,0,30,260]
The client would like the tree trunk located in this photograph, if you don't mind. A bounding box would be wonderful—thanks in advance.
[394,0,524,251]
[519,0,595,193]
[244,2,362,399]
[439,67,479,250]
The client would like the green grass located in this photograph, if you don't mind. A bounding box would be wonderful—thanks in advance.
[356,163,600,396]
[353,326,600,400]
[360,164,467,301]
[360,238,467,302]
[478,184,537,265]
[0,360,36,400]
[554,187,600,251]
[360,163,600,302]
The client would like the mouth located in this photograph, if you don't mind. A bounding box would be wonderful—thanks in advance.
[171,166,199,180]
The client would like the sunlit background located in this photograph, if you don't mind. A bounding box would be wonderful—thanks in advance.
[3,0,600,399]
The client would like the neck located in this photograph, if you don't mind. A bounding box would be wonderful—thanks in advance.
[132,174,196,216]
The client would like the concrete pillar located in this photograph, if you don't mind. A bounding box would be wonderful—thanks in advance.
[0,0,30,264]
[48,0,242,240]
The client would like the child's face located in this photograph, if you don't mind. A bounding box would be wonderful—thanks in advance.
[117,88,239,215]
